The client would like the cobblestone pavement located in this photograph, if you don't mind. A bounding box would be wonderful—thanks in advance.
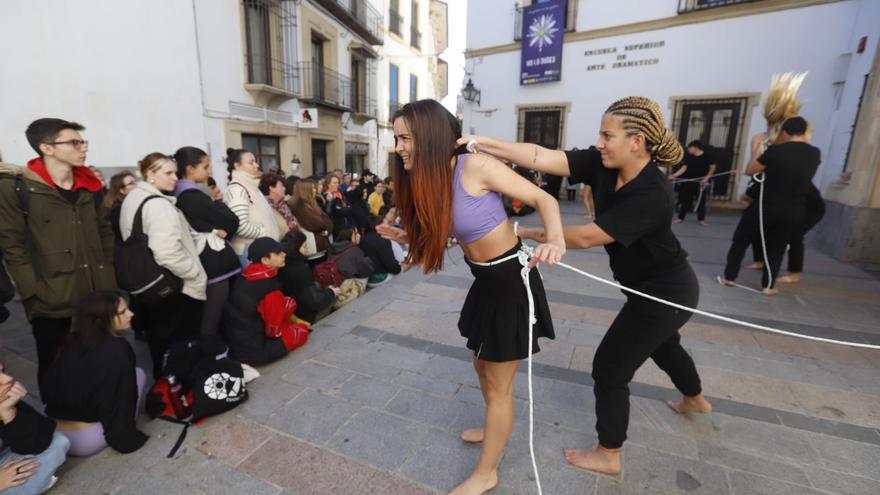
[3,202,880,494]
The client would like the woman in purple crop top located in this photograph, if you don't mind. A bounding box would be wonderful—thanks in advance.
[378,99,565,495]
[459,96,712,478]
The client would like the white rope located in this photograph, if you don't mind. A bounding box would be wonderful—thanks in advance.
[754,172,773,291]
[552,260,880,350]
[469,242,544,495]
[670,170,734,183]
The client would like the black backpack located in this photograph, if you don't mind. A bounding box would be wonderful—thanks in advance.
[146,337,249,457]
[114,196,183,306]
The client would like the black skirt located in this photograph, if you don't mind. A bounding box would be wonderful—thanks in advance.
[459,241,555,362]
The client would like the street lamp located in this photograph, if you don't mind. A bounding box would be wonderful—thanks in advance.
[462,78,481,106]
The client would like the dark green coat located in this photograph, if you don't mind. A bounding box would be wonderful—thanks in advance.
[0,163,116,319]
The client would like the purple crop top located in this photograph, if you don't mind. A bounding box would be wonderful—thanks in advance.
[452,154,507,244]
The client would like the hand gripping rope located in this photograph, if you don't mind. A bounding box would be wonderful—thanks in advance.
[493,221,880,495]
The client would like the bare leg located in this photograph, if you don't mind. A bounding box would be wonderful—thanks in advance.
[449,359,519,495]
[564,444,622,475]
[666,393,713,414]
[461,356,487,444]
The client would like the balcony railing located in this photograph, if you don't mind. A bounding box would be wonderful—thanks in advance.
[677,0,759,13]
[299,62,353,111]
[389,8,403,36]
[350,88,378,117]
[313,0,384,45]
[410,27,421,51]
[245,53,300,95]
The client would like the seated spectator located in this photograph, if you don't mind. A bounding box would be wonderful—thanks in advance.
[260,172,298,237]
[222,238,309,365]
[329,228,375,280]
[323,175,352,236]
[382,176,394,207]
[277,232,339,323]
[346,185,371,232]
[360,215,401,276]
[288,179,333,262]
[41,291,149,456]
[0,361,69,495]
[368,180,386,216]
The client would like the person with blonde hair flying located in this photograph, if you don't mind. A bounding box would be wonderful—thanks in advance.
[462,96,712,476]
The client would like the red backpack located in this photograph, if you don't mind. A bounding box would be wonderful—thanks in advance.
[312,244,357,287]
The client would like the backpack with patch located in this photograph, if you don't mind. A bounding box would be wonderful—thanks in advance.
[146,337,248,457]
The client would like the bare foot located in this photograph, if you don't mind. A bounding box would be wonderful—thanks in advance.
[716,276,735,287]
[762,287,779,296]
[776,273,800,284]
[564,445,621,475]
[699,220,708,226]
[747,262,764,270]
[667,394,713,414]
[460,428,484,444]
[673,219,684,224]
[448,471,498,495]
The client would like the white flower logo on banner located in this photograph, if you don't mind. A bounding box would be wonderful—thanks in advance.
[527,13,559,52]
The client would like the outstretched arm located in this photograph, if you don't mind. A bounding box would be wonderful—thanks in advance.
[457,135,571,177]
[519,223,614,250]
[471,155,565,267]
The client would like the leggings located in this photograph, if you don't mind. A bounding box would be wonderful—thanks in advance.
[62,368,147,457]
[725,205,795,289]
[200,279,230,336]
[592,267,701,449]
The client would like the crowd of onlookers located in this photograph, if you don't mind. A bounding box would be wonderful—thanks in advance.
[0,118,405,493]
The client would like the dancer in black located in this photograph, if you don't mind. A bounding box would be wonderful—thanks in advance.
[462,96,711,475]
[671,140,716,224]
[720,116,820,295]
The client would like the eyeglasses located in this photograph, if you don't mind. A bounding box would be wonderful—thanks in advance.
[48,139,89,149]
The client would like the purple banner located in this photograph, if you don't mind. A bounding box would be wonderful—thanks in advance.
[520,0,566,85]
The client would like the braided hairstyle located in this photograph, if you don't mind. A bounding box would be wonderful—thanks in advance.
[604,96,683,167]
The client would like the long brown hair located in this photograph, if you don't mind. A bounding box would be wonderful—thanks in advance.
[103,171,135,209]
[289,179,321,216]
[391,99,462,273]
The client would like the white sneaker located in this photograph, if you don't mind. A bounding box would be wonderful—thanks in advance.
[241,363,261,383]
[41,475,59,493]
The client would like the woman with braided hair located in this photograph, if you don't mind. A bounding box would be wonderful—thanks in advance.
[461,96,711,475]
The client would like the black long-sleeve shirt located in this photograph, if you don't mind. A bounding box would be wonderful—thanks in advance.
[359,231,401,275]
[42,337,148,453]
[176,187,241,280]
[278,252,336,322]
[0,401,55,455]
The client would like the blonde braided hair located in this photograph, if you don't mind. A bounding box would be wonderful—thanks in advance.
[605,96,683,167]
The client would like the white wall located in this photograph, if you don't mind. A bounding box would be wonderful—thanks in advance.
[464,1,864,196]
[0,0,205,169]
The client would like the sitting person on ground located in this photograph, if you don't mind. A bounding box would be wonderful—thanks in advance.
[277,232,339,324]
[41,291,149,456]
[328,227,375,280]
[345,184,371,232]
[0,361,69,495]
[222,238,309,365]
[359,214,402,278]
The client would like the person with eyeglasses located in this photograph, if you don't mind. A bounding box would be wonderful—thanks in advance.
[0,118,116,388]
[102,171,137,242]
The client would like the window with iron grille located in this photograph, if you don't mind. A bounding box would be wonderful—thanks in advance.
[243,0,299,94]
[678,0,759,14]
[242,134,281,174]
[409,74,418,103]
[389,63,399,117]
[244,0,272,84]
[389,0,402,36]
[410,1,421,50]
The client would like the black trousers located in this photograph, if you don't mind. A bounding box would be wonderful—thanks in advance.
[31,317,73,387]
[200,279,230,336]
[677,182,708,221]
[139,293,203,378]
[592,267,701,449]
[727,204,797,289]
[752,196,826,274]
